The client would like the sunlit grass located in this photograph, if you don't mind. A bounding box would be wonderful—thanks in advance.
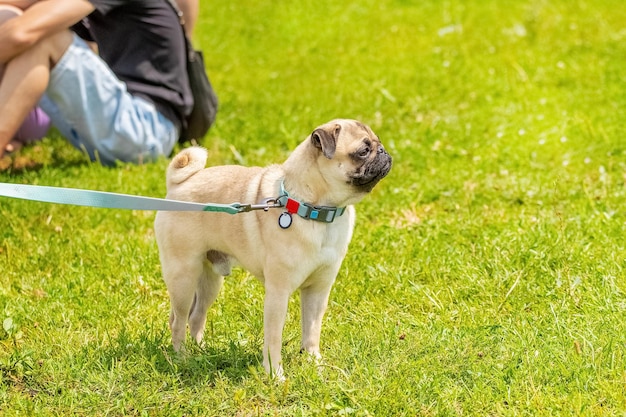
[1,0,625,415]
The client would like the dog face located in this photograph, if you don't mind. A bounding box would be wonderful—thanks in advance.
[311,119,393,197]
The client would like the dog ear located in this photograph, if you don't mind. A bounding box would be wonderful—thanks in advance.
[311,124,340,159]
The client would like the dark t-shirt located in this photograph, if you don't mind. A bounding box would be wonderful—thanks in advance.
[79,0,192,130]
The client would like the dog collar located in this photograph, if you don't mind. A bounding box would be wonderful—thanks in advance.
[276,180,345,228]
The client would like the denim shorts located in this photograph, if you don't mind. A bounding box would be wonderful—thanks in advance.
[39,34,179,165]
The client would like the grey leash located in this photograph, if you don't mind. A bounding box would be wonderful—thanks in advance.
[0,183,281,214]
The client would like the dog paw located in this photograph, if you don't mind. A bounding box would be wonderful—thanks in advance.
[263,363,286,382]
[270,367,286,383]
[300,347,322,361]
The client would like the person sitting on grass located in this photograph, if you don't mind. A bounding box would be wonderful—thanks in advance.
[0,0,192,165]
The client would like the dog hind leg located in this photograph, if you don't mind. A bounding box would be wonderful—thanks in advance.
[163,258,204,352]
[188,265,224,345]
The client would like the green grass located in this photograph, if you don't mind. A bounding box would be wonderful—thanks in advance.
[2,0,626,415]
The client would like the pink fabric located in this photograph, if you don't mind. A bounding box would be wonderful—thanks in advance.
[14,107,51,143]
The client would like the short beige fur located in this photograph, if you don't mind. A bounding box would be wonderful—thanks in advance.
[154,119,392,378]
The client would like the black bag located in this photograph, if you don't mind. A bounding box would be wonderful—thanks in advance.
[167,0,218,142]
[181,40,218,142]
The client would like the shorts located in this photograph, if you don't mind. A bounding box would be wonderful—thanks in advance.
[39,34,179,165]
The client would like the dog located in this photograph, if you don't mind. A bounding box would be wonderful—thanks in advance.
[154,119,392,378]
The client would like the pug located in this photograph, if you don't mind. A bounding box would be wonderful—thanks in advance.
[154,119,392,378]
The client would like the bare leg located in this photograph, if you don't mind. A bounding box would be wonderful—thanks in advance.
[0,6,21,154]
[0,6,21,81]
[0,25,72,158]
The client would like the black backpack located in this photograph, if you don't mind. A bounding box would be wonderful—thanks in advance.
[180,45,218,142]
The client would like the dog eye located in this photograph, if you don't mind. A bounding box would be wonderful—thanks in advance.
[357,147,371,158]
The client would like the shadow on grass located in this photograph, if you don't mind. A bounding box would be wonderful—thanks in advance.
[0,149,89,174]
[79,325,261,385]
[0,131,94,174]
[0,131,160,175]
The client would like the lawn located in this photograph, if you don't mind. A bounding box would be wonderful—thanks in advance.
[1,0,626,415]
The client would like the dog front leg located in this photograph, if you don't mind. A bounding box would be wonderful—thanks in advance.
[263,283,290,379]
[300,275,336,358]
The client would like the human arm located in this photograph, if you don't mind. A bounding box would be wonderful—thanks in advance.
[0,0,94,63]
[176,0,198,37]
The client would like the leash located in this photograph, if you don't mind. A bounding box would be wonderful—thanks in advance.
[0,181,346,228]
[0,183,281,214]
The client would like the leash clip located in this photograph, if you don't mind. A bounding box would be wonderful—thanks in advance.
[233,198,282,213]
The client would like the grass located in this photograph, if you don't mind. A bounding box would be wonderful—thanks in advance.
[1,0,626,415]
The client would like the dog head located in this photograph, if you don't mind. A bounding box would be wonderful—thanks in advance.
[310,119,392,196]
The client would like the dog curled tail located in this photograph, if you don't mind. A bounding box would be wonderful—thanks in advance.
[166,146,208,189]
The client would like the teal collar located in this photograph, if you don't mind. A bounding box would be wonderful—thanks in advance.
[277,180,346,223]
